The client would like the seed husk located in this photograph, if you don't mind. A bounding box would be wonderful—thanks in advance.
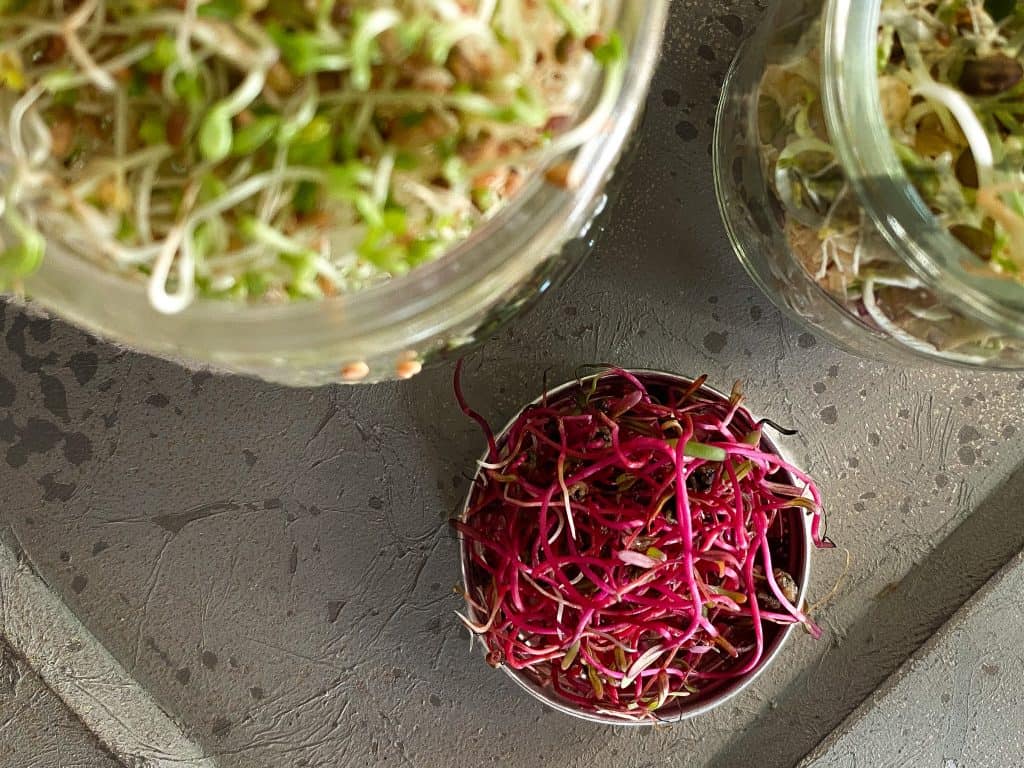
[958,54,1024,96]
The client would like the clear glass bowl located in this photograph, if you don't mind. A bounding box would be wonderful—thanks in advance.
[12,2,668,386]
[715,0,1024,368]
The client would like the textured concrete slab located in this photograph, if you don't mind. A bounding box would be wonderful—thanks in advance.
[800,551,1024,768]
[0,537,215,767]
[0,640,120,768]
[1,2,1023,767]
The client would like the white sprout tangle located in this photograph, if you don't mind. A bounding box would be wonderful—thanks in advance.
[0,0,622,312]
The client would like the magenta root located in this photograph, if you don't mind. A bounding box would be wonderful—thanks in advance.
[455,368,830,721]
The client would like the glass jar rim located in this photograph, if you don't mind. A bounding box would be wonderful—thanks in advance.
[20,1,669,361]
[822,0,1024,337]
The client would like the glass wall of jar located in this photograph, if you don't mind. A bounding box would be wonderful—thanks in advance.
[5,1,668,385]
[715,0,1024,368]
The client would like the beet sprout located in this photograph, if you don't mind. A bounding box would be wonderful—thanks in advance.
[454,367,831,722]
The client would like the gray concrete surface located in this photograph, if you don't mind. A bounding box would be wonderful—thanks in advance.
[0,640,120,768]
[801,551,1024,768]
[2,2,1024,767]
[0,534,215,767]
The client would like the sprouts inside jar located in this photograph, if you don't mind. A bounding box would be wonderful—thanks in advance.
[758,0,1024,363]
[0,0,623,313]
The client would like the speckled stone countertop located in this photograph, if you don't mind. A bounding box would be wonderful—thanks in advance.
[801,551,1024,768]
[3,2,1024,767]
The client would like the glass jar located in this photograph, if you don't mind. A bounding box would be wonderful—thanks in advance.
[715,0,1024,368]
[14,2,668,386]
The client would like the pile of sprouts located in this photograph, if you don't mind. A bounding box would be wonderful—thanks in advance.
[455,366,830,722]
[0,0,622,312]
[759,0,1024,362]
